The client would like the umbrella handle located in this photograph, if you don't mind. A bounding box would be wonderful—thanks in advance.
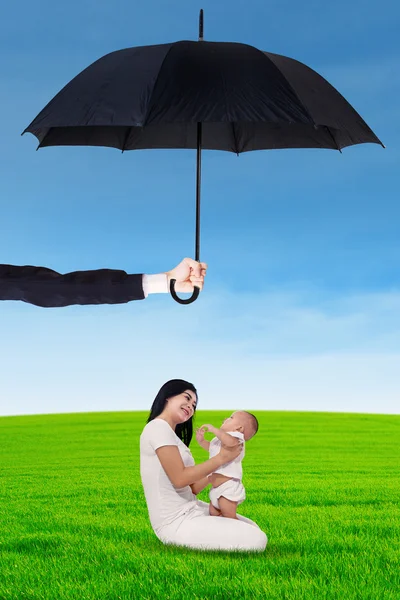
[169,278,200,305]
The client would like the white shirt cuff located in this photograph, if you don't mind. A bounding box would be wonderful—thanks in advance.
[142,273,168,297]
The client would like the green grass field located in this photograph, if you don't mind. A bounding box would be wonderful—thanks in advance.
[0,410,399,600]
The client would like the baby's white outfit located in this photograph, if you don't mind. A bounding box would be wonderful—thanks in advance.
[208,431,246,510]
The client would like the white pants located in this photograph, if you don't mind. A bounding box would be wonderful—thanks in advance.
[155,500,267,552]
[209,478,246,510]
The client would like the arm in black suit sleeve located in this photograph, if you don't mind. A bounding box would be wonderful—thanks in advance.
[0,264,145,307]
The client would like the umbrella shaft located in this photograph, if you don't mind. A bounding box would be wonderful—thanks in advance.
[195,9,203,263]
[195,122,202,262]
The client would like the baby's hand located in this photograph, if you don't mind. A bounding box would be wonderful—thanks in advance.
[195,426,206,444]
[200,423,216,434]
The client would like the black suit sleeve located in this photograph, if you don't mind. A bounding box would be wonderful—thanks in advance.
[0,264,145,307]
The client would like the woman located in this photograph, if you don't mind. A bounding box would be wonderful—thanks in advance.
[140,379,268,552]
[0,257,206,307]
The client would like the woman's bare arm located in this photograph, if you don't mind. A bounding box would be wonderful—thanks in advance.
[155,446,222,488]
[190,476,211,495]
[198,440,210,452]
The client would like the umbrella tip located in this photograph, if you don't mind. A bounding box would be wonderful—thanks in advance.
[199,9,204,41]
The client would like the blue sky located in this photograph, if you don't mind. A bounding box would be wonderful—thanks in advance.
[0,0,399,417]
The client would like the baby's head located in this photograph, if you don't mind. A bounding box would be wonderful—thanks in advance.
[220,410,259,442]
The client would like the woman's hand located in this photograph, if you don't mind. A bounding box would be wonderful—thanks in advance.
[195,427,206,444]
[218,441,243,465]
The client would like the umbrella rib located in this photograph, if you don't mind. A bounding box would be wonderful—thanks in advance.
[144,45,175,126]
[325,125,342,153]
[260,50,317,127]
[37,127,52,150]
[231,121,239,155]
[121,127,132,152]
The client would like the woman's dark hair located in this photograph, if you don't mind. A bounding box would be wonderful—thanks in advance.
[146,379,198,447]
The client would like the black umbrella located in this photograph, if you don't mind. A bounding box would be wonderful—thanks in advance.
[23,9,384,305]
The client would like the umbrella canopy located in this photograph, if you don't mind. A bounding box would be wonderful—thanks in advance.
[24,43,383,153]
[23,9,383,304]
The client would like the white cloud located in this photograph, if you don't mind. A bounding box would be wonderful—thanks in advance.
[1,285,399,417]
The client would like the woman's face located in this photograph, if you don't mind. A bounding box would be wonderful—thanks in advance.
[169,389,197,422]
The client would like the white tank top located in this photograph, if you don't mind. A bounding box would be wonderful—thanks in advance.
[208,431,245,480]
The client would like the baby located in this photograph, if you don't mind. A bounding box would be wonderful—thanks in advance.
[195,410,259,520]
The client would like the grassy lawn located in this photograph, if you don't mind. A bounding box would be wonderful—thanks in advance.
[0,410,399,600]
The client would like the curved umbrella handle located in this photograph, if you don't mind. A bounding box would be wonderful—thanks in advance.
[169,278,200,305]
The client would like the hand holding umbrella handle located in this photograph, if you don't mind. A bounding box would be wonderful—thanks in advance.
[169,278,200,305]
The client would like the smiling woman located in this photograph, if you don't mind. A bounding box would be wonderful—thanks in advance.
[139,379,268,552]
